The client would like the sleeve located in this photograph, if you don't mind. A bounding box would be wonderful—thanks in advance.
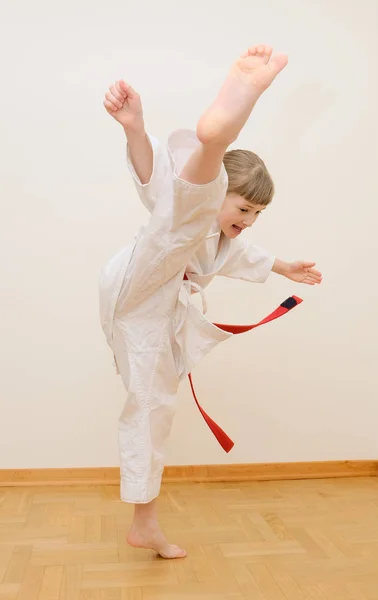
[218,237,275,283]
[126,129,227,216]
[166,129,228,233]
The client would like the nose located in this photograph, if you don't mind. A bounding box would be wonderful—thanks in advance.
[243,214,257,227]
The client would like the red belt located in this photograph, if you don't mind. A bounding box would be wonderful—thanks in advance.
[184,274,302,453]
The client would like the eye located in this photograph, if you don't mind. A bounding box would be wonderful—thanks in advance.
[239,208,249,213]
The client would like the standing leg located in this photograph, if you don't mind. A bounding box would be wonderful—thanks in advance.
[113,325,186,559]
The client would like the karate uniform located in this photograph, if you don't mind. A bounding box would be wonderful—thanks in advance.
[99,129,274,503]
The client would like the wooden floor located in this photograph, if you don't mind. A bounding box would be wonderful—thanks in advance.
[1,478,378,599]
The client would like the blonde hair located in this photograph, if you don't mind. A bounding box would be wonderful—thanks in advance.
[223,149,274,206]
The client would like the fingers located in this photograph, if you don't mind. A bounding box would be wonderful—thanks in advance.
[306,268,322,281]
[308,272,322,281]
[108,81,125,107]
[303,276,317,285]
[103,80,128,113]
[119,79,129,93]
[294,262,322,285]
[103,99,117,113]
[303,272,322,285]
[302,262,322,282]
[103,80,139,114]
[115,80,127,98]
[104,90,123,111]
[111,82,126,104]
[119,80,139,99]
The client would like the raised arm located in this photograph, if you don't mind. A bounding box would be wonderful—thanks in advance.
[104,80,158,208]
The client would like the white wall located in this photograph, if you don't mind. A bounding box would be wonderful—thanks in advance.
[1,0,377,469]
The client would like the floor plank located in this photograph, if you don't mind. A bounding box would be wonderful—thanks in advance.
[0,478,376,598]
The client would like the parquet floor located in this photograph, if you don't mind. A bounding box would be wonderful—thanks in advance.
[1,477,378,599]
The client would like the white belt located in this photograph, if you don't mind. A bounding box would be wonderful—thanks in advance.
[183,279,207,314]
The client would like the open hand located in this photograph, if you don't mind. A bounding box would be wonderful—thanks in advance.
[283,261,322,285]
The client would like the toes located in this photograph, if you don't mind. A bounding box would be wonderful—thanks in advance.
[247,45,273,63]
[159,545,187,559]
[257,45,272,63]
[171,545,187,557]
[265,45,273,61]
[171,547,187,559]
[248,44,265,56]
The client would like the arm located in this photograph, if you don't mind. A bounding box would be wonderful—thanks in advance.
[104,79,161,213]
[219,239,322,286]
[104,79,152,181]
[125,128,153,185]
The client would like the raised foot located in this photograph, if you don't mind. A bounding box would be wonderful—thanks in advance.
[127,524,187,559]
[197,44,288,146]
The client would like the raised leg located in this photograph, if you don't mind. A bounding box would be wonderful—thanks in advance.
[180,45,288,185]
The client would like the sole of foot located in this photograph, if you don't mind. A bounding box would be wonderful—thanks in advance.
[197,44,288,145]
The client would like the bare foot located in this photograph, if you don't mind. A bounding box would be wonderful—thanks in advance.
[127,522,187,559]
[197,44,288,145]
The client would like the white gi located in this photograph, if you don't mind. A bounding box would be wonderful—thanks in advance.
[99,129,275,504]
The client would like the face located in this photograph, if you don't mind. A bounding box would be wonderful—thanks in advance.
[217,193,266,239]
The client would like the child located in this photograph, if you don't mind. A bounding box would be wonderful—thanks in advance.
[99,45,322,559]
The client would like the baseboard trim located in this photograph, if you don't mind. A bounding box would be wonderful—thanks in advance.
[163,460,378,482]
[0,460,377,487]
